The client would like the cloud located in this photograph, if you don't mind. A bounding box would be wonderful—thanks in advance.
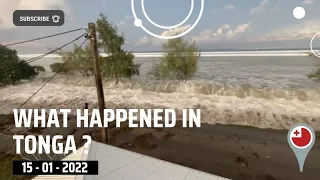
[160,24,191,37]
[0,0,69,29]
[117,14,133,27]
[135,35,165,46]
[136,22,252,46]
[125,15,133,20]
[135,36,156,46]
[118,21,126,27]
[303,0,314,4]
[212,4,235,14]
[250,0,269,14]
[224,4,235,10]
[135,25,191,46]
[270,6,278,11]
[259,20,320,41]
[192,22,252,43]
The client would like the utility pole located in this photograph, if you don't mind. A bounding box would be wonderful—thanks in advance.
[88,23,109,144]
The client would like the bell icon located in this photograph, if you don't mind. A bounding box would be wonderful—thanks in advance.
[52,15,60,23]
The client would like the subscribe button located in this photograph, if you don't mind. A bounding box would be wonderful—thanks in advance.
[13,10,64,26]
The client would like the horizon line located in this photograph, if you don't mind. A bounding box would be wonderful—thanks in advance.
[17,49,320,58]
[17,48,320,56]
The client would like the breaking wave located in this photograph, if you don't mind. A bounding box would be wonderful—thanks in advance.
[39,75,320,101]
[1,75,319,130]
[1,53,316,130]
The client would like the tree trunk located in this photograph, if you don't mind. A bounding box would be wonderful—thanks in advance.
[115,72,119,85]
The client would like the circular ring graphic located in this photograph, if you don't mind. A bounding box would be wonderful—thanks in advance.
[131,0,204,40]
[310,32,320,58]
[141,0,194,29]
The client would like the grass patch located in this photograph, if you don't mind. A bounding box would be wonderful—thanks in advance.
[0,154,33,180]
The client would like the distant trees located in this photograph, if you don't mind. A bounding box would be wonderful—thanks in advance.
[151,37,200,81]
[0,45,43,85]
[50,13,140,84]
[52,44,94,76]
[308,68,320,81]
[308,54,320,82]
[97,13,140,84]
[50,62,71,74]
[33,65,46,73]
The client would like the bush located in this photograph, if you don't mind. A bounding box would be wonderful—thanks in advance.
[53,44,94,76]
[308,54,320,82]
[101,50,140,83]
[97,13,140,84]
[33,65,46,73]
[0,154,32,180]
[151,37,200,81]
[0,45,42,85]
[49,62,72,74]
[50,13,140,84]
[308,66,320,81]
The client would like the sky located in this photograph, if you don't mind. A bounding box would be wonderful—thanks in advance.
[1,0,320,53]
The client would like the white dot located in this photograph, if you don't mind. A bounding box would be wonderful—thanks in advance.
[293,7,305,19]
[134,19,142,27]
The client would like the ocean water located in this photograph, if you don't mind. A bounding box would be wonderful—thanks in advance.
[1,51,320,130]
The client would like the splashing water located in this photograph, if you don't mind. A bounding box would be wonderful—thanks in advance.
[1,55,320,130]
[1,75,319,130]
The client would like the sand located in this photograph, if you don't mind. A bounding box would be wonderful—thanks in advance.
[1,114,320,180]
[104,122,320,180]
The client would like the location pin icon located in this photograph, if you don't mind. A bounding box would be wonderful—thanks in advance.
[287,123,316,172]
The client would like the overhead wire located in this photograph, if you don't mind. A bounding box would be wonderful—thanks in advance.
[2,28,86,47]
[16,38,88,109]
[24,33,86,64]
[0,33,86,73]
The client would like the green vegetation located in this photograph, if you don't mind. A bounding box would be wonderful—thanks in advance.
[97,13,140,84]
[52,43,94,76]
[50,13,140,84]
[32,65,45,73]
[0,154,33,180]
[50,62,71,74]
[308,53,320,81]
[0,45,44,86]
[101,50,140,84]
[308,52,320,57]
[2,13,201,87]
[308,66,320,81]
[151,37,200,81]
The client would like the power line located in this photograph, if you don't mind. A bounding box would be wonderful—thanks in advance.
[0,33,86,73]
[17,38,88,109]
[24,33,86,64]
[2,28,86,47]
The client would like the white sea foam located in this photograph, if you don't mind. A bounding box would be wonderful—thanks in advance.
[18,50,320,58]
[2,53,319,130]
[0,78,319,130]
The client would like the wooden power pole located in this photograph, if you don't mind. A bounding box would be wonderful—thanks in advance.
[88,23,109,144]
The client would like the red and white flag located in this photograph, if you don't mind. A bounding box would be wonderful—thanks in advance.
[290,126,312,148]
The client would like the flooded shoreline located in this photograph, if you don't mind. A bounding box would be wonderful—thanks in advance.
[1,82,319,130]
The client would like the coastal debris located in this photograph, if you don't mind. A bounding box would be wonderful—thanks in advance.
[163,132,175,140]
[251,152,260,158]
[236,156,248,168]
